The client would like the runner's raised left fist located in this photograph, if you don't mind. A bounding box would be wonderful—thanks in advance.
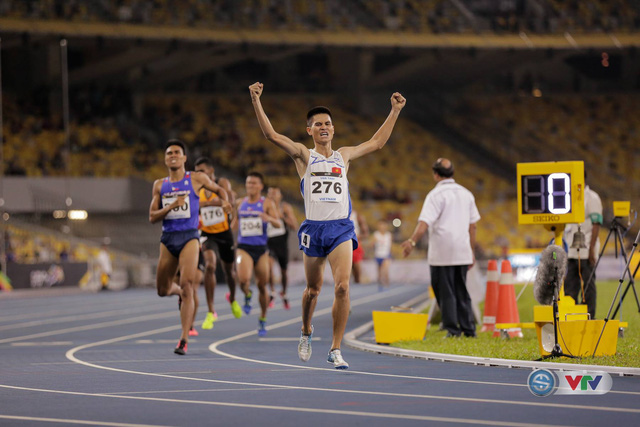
[391,92,406,111]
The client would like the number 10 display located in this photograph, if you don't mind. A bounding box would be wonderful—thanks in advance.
[517,161,585,225]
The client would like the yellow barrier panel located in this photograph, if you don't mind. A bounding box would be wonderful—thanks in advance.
[535,319,619,357]
[372,311,429,344]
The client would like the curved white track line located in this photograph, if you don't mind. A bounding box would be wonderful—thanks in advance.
[59,287,640,415]
[209,294,640,396]
[0,384,589,427]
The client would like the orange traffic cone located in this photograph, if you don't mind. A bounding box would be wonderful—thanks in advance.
[480,260,499,332]
[493,259,523,338]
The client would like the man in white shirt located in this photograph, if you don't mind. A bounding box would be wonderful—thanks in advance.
[563,175,602,319]
[401,158,481,338]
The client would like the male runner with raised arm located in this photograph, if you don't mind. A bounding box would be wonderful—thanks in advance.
[249,83,405,369]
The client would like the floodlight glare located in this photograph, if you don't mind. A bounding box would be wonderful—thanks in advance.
[68,210,88,220]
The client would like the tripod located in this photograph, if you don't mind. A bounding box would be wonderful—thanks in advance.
[536,273,580,361]
[592,227,640,356]
[586,218,640,320]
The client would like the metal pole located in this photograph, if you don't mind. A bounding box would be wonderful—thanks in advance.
[0,37,6,275]
[60,39,72,209]
[592,227,640,356]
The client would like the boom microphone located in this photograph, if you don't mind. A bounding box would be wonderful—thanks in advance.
[534,245,568,305]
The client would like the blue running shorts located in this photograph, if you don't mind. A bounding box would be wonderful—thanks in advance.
[375,256,391,266]
[237,244,269,265]
[161,229,200,258]
[298,218,358,258]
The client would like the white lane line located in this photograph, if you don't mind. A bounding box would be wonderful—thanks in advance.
[3,283,334,344]
[0,311,178,344]
[211,295,640,397]
[101,387,289,395]
[56,291,338,354]
[0,296,164,323]
[11,341,74,346]
[0,414,166,427]
[209,286,410,348]
[258,337,322,341]
[62,289,640,415]
[0,384,571,427]
[210,290,538,388]
[32,358,228,365]
[0,305,174,332]
[155,371,235,375]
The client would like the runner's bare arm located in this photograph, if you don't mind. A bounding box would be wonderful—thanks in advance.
[201,198,222,207]
[218,177,236,206]
[200,178,232,207]
[231,199,242,231]
[249,82,309,172]
[261,198,282,228]
[282,202,298,230]
[193,172,232,214]
[358,211,370,239]
[149,179,185,223]
[340,92,406,164]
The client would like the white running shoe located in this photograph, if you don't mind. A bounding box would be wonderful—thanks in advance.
[327,349,349,370]
[298,326,313,362]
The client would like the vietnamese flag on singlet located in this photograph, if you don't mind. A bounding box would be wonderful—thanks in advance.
[332,167,341,175]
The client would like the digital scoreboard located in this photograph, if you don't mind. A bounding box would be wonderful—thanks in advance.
[517,161,585,225]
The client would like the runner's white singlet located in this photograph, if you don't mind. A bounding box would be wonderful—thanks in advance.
[301,149,351,221]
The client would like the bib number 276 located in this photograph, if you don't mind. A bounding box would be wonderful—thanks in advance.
[311,181,342,195]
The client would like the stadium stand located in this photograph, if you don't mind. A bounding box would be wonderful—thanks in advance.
[1,0,637,268]
[2,0,639,33]
[446,94,640,207]
[4,90,545,259]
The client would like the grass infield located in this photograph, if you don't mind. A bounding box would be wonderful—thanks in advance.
[393,280,640,367]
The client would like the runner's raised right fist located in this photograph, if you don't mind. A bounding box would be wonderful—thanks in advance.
[249,82,263,100]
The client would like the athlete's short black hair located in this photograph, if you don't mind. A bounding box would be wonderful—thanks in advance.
[247,171,264,184]
[306,106,332,127]
[164,139,186,155]
[194,157,214,168]
[432,158,454,178]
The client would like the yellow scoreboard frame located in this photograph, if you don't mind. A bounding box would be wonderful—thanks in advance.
[517,161,585,225]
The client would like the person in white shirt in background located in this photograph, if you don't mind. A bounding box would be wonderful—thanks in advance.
[372,220,392,291]
[401,158,481,338]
